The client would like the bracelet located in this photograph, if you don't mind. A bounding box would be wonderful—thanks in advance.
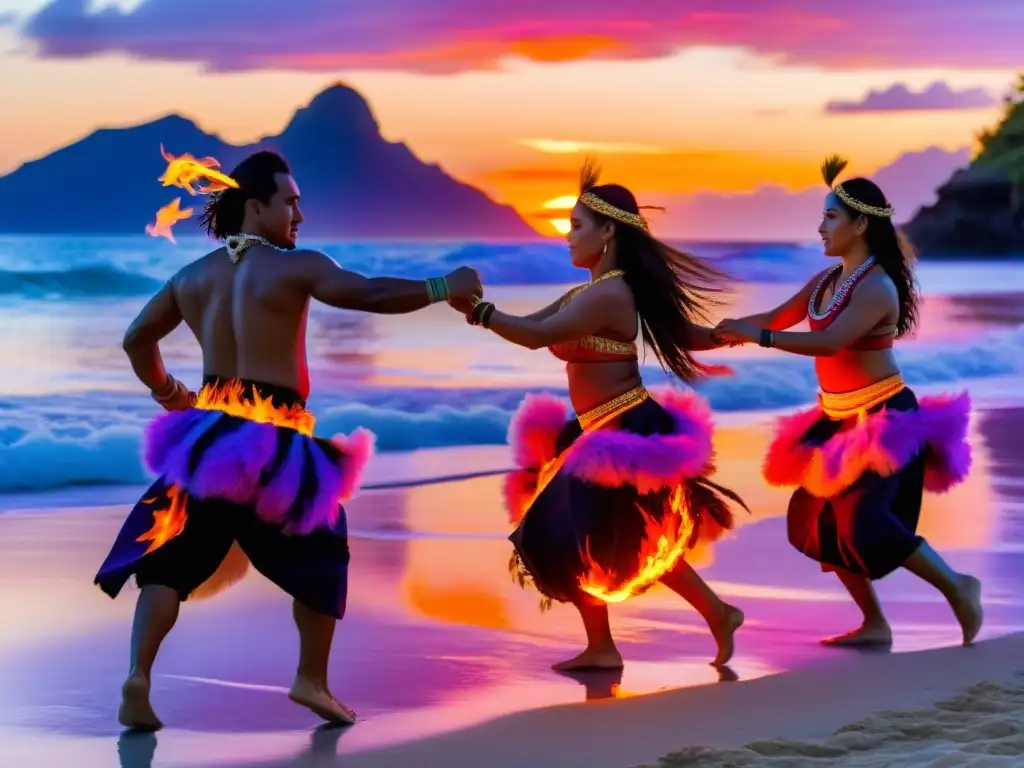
[480,303,496,328]
[759,329,775,348]
[151,375,180,404]
[426,276,449,304]
[469,301,495,327]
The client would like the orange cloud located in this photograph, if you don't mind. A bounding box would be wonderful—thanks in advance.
[519,139,669,154]
[477,148,821,233]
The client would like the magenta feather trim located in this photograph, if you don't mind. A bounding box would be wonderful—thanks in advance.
[763,392,972,498]
[143,410,375,535]
[503,387,715,523]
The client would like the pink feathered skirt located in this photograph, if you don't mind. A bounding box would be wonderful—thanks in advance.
[504,387,746,609]
[763,386,971,579]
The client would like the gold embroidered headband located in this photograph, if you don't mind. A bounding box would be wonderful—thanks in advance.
[820,154,895,219]
[578,192,651,232]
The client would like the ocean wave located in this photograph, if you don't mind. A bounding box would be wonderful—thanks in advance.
[0,326,1019,493]
[0,239,819,301]
[0,265,161,299]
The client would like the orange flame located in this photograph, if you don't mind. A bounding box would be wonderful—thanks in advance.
[195,379,315,435]
[158,144,239,195]
[136,484,189,555]
[145,198,193,243]
[145,145,239,243]
[578,485,694,603]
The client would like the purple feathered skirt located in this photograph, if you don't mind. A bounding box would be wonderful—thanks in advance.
[94,378,374,617]
[764,385,971,579]
[504,387,746,610]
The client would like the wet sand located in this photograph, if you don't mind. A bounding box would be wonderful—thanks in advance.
[0,397,1021,767]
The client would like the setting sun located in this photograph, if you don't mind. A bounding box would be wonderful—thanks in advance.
[543,195,578,209]
[543,195,576,235]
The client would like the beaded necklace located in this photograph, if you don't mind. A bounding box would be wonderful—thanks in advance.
[807,256,876,321]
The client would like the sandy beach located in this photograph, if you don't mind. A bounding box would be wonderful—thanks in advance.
[0,392,1021,768]
[271,632,1024,768]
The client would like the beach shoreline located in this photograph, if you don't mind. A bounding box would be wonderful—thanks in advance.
[260,632,1023,768]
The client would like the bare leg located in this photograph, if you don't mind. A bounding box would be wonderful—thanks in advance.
[822,569,893,647]
[287,600,356,724]
[902,541,983,645]
[659,560,744,667]
[552,599,624,671]
[119,584,180,731]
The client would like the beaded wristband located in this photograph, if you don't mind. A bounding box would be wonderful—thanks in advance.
[426,276,450,304]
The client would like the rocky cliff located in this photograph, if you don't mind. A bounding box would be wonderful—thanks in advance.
[905,81,1024,257]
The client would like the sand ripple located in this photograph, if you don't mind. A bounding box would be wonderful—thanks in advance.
[644,679,1024,767]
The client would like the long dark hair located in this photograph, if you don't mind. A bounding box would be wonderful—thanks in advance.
[579,161,731,382]
[822,157,920,338]
[199,151,291,240]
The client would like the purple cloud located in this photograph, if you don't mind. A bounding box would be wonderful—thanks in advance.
[826,82,998,113]
[18,0,1024,74]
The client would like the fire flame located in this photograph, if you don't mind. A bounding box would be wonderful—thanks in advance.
[195,379,315,436]
[578,485,694,603]
[145,145,239,243]
[133,381,314,554]
[158,144,239,195]
[136,484,189,555]
[145,198,193,243]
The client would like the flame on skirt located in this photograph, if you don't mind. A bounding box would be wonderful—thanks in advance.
[145,145,239,243]
[135,380,317,554]
[136,484,189,555]
[578,485,694,603]
[194,379,316,436]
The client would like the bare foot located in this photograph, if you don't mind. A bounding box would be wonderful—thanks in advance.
[951,575,983,646]
[552,648,624,671]
[118,676,163,732]
[710,604,745,667]
[289,677,357,725]
[821,620,893,648]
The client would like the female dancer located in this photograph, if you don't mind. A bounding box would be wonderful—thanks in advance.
[451,163,746,669]
[715,156,982,647]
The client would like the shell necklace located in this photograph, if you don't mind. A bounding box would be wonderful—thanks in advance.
[225,233,281,264]
[808,257,876,321]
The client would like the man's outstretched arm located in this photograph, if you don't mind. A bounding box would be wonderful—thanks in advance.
[305,251,480,313]
[123,281,185,397]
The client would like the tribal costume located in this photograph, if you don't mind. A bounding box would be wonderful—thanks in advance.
[95,377,374,619]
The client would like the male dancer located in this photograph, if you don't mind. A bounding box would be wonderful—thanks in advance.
[95,150,482,730]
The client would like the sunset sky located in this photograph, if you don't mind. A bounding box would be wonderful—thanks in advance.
[1,0,1020,237]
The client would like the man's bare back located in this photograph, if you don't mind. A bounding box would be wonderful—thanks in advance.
[128,240,481,409]
[173,244,323,399]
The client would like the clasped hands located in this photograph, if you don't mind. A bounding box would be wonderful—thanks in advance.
[441,266,485,318]
[712,317,762,346]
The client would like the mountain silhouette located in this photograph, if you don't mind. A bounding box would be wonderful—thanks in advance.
[0,83,537,239]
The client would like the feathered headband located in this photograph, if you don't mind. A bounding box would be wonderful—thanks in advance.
[577,159,661,233]
[821,155,895,219]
